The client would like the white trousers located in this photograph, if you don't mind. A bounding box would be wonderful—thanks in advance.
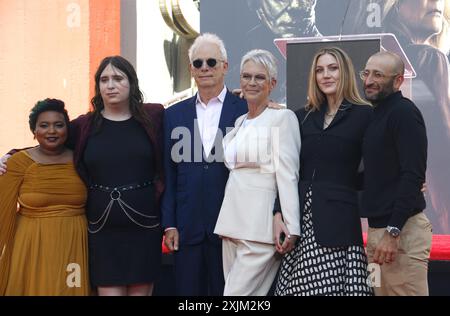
[222,238,280,296]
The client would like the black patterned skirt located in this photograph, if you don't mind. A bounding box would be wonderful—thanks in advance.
[275,188,373,296]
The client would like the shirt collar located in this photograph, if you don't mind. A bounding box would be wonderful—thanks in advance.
[196,85,227,106]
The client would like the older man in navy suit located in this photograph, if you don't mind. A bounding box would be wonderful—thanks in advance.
[162,33,247,296]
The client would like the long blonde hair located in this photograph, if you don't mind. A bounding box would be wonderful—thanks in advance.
[305,47,368,111]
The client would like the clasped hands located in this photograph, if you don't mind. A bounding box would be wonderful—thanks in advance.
[273,212,298,255]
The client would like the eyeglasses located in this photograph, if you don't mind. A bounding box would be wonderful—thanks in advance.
[192,58,223,69]
[240,73,268,84]
[359,70,399,81]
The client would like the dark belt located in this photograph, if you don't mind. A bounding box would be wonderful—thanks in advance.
[89,180,153,193]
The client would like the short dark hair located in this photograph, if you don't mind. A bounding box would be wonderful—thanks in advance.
[29,98,70,133]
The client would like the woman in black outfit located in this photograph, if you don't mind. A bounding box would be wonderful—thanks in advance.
[69,56,165,296]
[274,47,373,296]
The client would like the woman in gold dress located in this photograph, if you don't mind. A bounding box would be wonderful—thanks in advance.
[0,98,89,295]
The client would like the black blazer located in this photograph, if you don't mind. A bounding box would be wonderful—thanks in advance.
[297,102,372,247]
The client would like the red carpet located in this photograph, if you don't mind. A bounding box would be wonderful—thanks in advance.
[430,235,450,260]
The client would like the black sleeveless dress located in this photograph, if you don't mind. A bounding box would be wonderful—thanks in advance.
[83,117,162,286]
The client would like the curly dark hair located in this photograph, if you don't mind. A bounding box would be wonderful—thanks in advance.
[29,98,70,133]
[90,56,152,132]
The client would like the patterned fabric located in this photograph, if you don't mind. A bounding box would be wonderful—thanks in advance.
[275,188,373,296]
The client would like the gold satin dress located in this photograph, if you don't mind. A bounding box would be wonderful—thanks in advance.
[0,151,89,295]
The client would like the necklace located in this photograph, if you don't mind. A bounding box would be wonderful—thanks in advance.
[325,110,337,117]
[323,112,335,129]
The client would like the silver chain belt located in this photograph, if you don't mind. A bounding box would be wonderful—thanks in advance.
[88,180,159,234]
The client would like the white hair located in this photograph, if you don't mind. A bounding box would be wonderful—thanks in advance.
[240,49,278,80]
[188,33,228,62]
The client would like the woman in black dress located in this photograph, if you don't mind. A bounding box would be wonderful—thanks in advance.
[69,56,165,296]
[274,47,373,296]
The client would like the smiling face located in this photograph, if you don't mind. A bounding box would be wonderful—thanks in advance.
[99,63,131,108]
[240,60,276,106]
[315,53,340,98]
[34,111,68,152]
[398,0,445,40]
[362,55,402,103]
[190,42,228,91]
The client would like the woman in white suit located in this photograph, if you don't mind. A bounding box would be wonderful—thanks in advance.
[214,49,301,296]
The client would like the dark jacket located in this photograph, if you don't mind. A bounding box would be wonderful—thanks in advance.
[297,102,372,247]
[68,103,165,208]
[361,91,427,229]
[161,91,247,246]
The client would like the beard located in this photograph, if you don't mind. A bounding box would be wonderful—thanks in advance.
[364,79,396,104]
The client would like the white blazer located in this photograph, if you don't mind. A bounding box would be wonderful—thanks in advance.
[214,108,301,244]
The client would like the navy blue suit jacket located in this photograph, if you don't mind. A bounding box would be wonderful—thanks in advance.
[161,90,247,246]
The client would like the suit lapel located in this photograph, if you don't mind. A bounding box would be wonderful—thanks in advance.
[312,105,326,130]
[218,91,241,136]
[183,95,204,162]
[184,94,198,130]
[313,102,353,130]
[207,91,244,160]
[223,113,247,147]
[222,113,247,168]
[327,102,353,129]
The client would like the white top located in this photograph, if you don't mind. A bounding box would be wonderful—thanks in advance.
[242,116,254,127]
[195,86,227,156]
[224,116,256,169]
[224,135,238,169]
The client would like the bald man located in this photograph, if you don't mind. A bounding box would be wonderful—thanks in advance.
[360,52,432,296]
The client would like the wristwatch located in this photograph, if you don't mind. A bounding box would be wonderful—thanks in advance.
[386,226,401,238]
